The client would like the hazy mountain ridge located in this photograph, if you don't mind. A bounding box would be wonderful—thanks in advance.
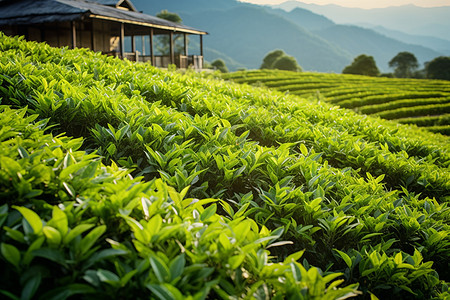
[274,1,450,41]
[270,7,335,31]
[369,25,450,55]
[181,6,352,71]
[132,0,447,72]
[314,25,443,72]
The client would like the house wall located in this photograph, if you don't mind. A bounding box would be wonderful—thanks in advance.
[0,19,113,53]
[92,19,111,53]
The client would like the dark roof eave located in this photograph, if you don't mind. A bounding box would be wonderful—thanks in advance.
[0,12,86,26]
[88,14,208,35]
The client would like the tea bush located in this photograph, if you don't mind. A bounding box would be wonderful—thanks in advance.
[223,69,450,135]
[1,34,449,299]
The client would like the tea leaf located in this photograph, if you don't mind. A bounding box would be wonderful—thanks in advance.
[79,225,107,255]
[149,255,170,283]
[1,243,21,268]
[169,254,186,281]
[63,224,94,245]
[335,249,352,269]
[200,204,217,222]
[13,206,42,235]
[43,226,62,247]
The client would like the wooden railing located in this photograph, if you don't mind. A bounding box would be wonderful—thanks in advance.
[122,52,203,70]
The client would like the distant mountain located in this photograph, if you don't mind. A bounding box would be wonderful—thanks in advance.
[370,26,450,55]
[133,0,352,72]
[181,6,351,72]
[204,47,247,71]
[270,7,335,31]
[274,2,450,40]
[314,25,443,72]
[130,0,446,73]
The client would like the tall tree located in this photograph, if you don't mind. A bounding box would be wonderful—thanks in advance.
[342,54,379,77]
[211,59,228,73]
[155,10,184,55]
[426,56,450,81]
[260,49,301,72]
[156,10,182,24]
[389,51,419,78]
[272,55,302,72]
[260,50,284,69]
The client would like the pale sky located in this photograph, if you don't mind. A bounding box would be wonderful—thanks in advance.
[238,0,450,8]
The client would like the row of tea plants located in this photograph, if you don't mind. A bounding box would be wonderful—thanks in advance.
[0,34,449,299]
[222,70,450,135]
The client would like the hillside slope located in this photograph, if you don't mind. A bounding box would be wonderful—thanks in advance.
[274,2,450,40]
[0,35,449,299]
[370,25,450,55]
[314,24,443,72]
[132,0,443,72]
[222,69,450,135]
[270,7,335,31]
[181,6,351,71]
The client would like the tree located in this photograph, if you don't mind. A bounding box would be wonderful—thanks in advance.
[389,51,419,78]
[156,10,182,24]
[155,10,184,55]
[260,50,284,69]
[211,59,228,73]
[342,54,379,76]
[426,56,450,81]
[260,49,302,72]
[272,55,302,72]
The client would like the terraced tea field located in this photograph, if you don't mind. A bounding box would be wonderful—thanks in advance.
[0,34,449,299]
[222,70,450,135]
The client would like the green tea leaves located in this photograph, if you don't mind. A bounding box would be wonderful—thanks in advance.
[1,243,21,268]
[13,206,43,235]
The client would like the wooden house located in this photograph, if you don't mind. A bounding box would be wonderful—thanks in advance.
[0,0,207,69]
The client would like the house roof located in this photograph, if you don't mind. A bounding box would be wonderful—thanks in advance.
[87,0,137,12]
[0,0,207,35]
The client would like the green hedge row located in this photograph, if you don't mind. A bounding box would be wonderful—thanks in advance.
[222,70,450,133]
[397,114,450,127]
[357,97,450,115]
[1,34,449,299]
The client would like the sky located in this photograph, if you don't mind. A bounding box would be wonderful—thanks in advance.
[238,0,450,8]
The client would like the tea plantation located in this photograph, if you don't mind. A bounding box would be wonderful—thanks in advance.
[0,34,449,299]
[222,70,450,135]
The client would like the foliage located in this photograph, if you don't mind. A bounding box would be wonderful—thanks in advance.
[389,51,419,78]
[260,49,302,72]
[153,10,184,56]
[211,59,228,73]
[427,56,450,81]
[156,9,182,24]
[342,54,380,77]
[272,55,302,72]
[260,49,284,69]
[222,69,450,135]
[0,34,449,299]
[0,106,357,299]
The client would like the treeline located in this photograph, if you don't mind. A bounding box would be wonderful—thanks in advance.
[211,49,450,80]
[343,52,450,80]
[221,69,450,135]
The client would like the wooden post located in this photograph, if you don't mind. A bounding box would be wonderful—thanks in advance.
[200,34,203,57]
[90,19,95,51]
[170,31,174,65]
[119,22,125,59]
[184,33,188,56]
[131,35,136,61]
[150,28,154,66]
[142,35,146,56]
[40,26,45,43]
[71,21,76,49]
